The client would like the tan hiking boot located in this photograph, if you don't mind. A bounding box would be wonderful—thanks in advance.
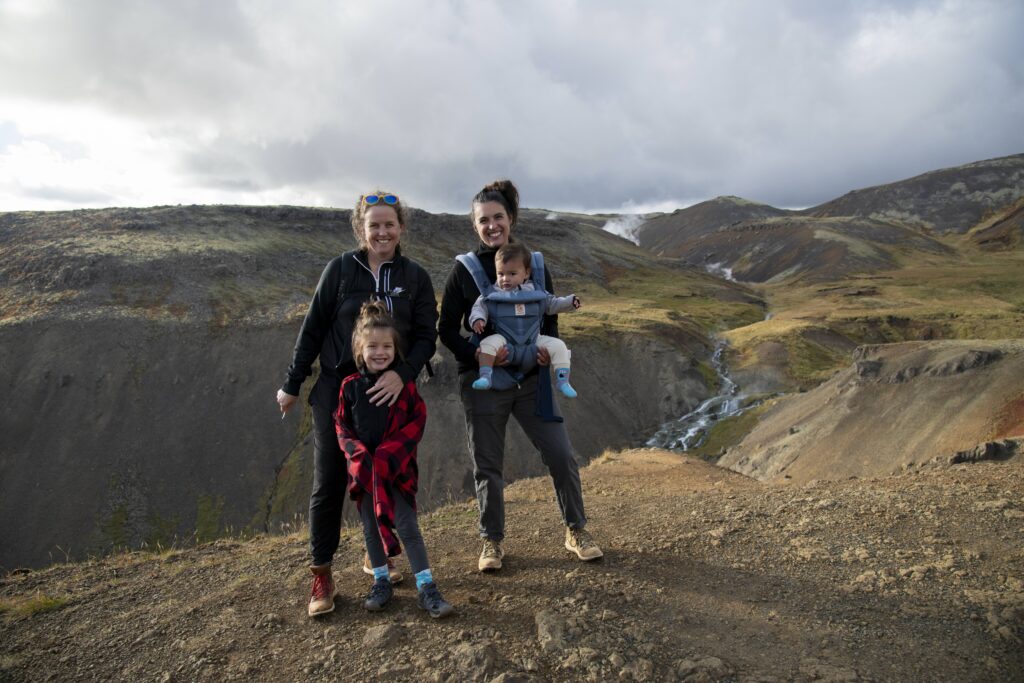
[307,564,337,617]
[478,539,503,572]
[362,553,404,584]
[565,527,603,561]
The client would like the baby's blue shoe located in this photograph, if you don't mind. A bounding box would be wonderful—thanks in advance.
[472,376,492,390]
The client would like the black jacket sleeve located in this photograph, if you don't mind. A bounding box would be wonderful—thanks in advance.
[438,261,480,368]
[395,261,438,384]
[540,267,559,339]
[281,257,343,396]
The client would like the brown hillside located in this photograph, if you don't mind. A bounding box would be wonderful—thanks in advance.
[2,448,1021,681]
[644,215,953,284]
[968,198,1024,251]
[636,196,790,254]
[719,340,1024,484]
[807,153,1024,233]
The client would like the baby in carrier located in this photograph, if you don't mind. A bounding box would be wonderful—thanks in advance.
[467,242,581,398]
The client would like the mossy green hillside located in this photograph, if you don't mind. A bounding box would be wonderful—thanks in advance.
[726,243,1024,388]
[688,401,773,461]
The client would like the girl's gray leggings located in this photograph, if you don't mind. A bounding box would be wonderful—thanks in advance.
[359,491,429,575]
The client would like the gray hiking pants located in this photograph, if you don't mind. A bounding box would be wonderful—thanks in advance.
[460,372,587,541]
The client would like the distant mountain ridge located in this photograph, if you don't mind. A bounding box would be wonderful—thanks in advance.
[635,153,1024,283]
[807,153,1024,233]
[637,196,790,255]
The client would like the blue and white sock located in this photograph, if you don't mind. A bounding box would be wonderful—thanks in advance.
[414,568,434,590]
[372,565,390,582]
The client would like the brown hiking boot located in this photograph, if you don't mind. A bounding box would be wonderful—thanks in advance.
[307,564,337,617]
[362,553,404,584]
[565,527,603,561]
[478,539,503,572]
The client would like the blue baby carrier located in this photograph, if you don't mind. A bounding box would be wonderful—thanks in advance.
[456,250,562,421]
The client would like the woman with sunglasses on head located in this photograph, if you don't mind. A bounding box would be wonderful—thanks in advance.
[438,179,602,573]
[276,191,438,617]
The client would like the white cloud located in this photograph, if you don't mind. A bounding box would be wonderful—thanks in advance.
[0,0,1021,212]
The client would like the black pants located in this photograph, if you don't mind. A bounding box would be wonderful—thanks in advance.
[309,396,346,566]
[460,372,587,542]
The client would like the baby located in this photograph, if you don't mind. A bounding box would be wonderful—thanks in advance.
[470,243,581,398]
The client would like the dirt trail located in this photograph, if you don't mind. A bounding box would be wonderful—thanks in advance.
[2,449,1022,682]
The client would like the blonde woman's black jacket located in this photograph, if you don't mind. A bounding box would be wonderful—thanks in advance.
[282,247,437,408]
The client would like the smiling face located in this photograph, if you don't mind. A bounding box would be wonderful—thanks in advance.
[496,258,530,290]
[359,328,397,373]
[472,200,512,248]
[362,205,404,263]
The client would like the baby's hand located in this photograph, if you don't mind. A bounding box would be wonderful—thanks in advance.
[472,320,485,334]
[572,295,582,310]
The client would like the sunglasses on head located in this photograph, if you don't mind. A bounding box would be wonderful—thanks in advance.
[363,193,399,206]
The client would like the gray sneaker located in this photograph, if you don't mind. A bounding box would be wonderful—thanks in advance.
[478,539,503,572]
[417,582,454,618]
[362,578,393,611]
[565,527,603,561]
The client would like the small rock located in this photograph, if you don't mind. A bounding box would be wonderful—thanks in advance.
[536,610,568,654]
[622,658,655,681]
[256,613,283,629]
[676,655,732,681]
[363,624,402,648]
[453,642,497,681]
[488,673,533,683]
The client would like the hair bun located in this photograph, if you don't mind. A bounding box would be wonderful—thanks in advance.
[358,300,390,320]
[483,179,519,212]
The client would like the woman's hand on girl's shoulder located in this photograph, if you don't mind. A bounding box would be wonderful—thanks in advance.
[367,370,404,407]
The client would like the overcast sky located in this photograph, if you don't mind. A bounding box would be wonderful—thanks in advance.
[1,0,1022,215]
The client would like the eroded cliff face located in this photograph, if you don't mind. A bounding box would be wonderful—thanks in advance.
[718,340,1024,483]
[0,319,708,569]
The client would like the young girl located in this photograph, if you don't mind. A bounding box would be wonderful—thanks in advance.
[334,301,453,618]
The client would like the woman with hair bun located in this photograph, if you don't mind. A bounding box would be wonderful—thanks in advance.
[276,191,438,617]
[438,179,602,573]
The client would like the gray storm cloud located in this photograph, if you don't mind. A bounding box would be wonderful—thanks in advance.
[0,0,1022,212]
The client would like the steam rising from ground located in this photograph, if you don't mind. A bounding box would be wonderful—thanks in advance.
[705,262,736,281]
[601,215,645,244]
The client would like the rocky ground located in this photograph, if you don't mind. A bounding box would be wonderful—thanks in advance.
[2,449,1022,682]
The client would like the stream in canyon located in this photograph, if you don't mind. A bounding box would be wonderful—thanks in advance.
[646,341,753,452]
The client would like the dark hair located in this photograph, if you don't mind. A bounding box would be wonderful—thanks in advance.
[495,242,532,271]
[351,191,409,248]
[351,300,404,371]
[471,179,519,227]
